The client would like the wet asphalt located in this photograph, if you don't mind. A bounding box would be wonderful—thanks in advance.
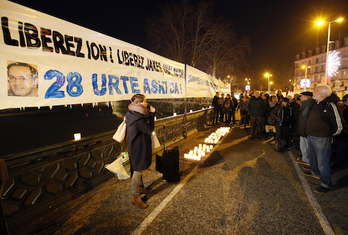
[14,124,348,235]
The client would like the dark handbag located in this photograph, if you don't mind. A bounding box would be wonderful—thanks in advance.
[268,107,281,126]
[268,116,276,126]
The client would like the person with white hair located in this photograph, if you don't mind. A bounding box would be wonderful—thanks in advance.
[306,84,343,193]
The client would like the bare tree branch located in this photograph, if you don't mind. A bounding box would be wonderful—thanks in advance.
[146,0,250,79]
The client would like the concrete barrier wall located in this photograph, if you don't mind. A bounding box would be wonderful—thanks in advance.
[0,108,213,232]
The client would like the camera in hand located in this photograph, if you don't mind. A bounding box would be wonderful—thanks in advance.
[147,105,163,116]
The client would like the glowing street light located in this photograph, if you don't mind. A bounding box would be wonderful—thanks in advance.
[317,18,343,84]
[317,20,324,26]
[265,73,272,93]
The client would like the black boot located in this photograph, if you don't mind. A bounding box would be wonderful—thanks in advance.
[275,140,283,152]
[266,132,271,139]
[279,140,285,152]
[275,141,280,152]
[283,140,290,151]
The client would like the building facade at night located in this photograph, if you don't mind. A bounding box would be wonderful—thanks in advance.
[294,36,348,97]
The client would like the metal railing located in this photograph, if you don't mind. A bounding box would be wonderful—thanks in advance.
[0,108,213,233]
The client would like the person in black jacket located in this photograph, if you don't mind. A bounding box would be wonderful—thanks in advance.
[296,91,315,165]
[290,94,301,149]
[265,95,278,139]
[231,92,238,124]
[331,95,348,169]
[238,95,249,128]
[125,94,155,209]
[223,94,232,124]
[218,93,225,123]
[212,92,220,125]
[306,84,343,193]
[270,97,294,152]
[247,91,266,139]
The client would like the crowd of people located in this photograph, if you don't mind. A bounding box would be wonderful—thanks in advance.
[212,85,347,193]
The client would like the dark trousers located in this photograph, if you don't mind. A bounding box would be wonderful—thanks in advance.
[331,137,348,167]
[292,124,300,149]
[231,109,236,124]
[219,106,224,122]
[239,110,249,126]
[224,110,231,123]
[275,124,291,146]
[213,108,220,125]
[250,117,262,138]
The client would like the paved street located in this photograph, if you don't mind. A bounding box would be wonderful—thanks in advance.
[15,124,348,235]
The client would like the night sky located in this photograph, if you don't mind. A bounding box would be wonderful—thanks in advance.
[9,0,348,82]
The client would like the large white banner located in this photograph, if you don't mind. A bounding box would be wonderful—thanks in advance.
[221,83,231,96]
[0,1,185,110]
[186,65,221,98]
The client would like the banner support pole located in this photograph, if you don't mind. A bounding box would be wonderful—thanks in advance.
[183,64,187,139]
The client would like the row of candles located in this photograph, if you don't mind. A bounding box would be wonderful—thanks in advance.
[184,127,231,161]
[204,127,230,144]
[184,144,214,160]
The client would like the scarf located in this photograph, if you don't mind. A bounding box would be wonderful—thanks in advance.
[128,103,149,117]
[269,101,277,108]
[301,99,311,117]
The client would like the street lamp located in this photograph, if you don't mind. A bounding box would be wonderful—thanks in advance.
[317,17,343,84]
[265,73,272,93]
[301,65,310,91]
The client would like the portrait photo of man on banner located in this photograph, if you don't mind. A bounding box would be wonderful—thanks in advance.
[7,61,39,97]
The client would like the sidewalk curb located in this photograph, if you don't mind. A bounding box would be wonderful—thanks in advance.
[288,150,335,235]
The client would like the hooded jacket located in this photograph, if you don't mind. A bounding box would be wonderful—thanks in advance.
[125,103,155,171]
